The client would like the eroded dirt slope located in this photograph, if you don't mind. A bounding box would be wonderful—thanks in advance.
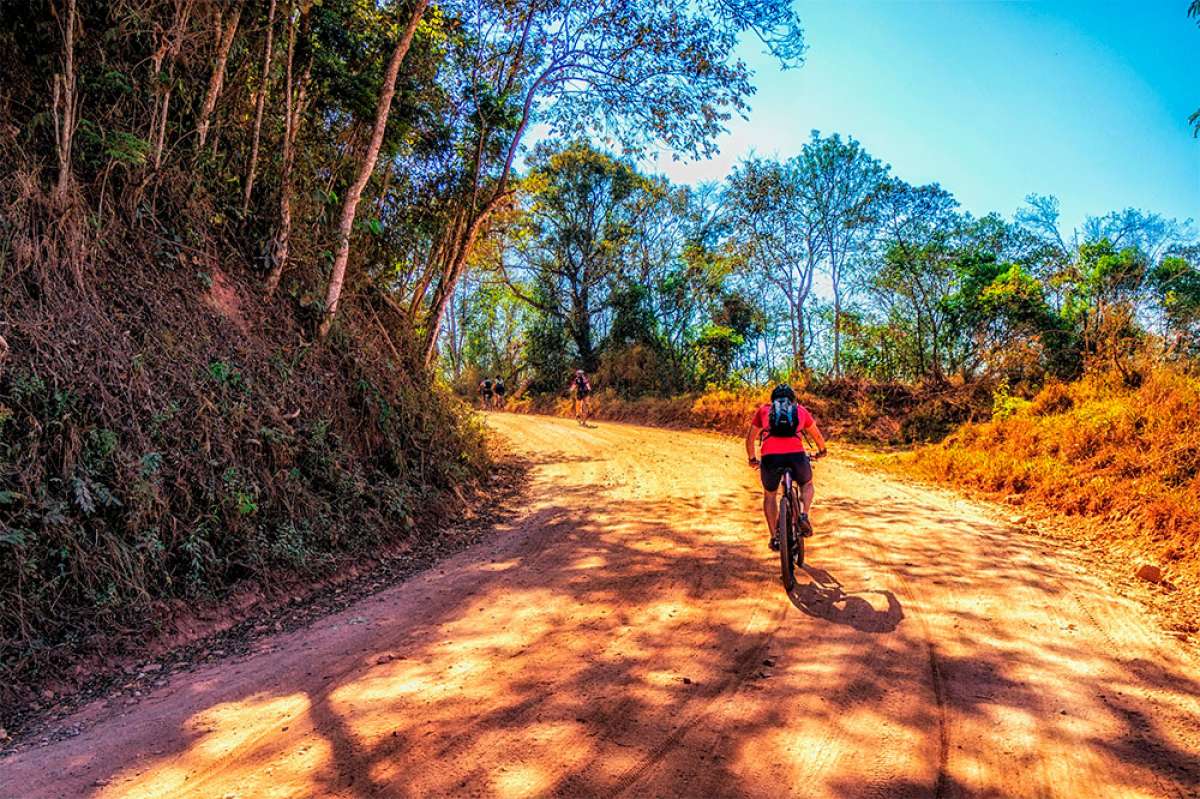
[1,413,1198,798]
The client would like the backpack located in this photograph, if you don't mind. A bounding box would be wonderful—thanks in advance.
[767,397,800,438]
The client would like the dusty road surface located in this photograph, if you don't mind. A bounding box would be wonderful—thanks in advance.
[3,413,1200,798]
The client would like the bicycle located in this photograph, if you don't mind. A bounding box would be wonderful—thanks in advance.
[774,446,823,592]
[776,466,805,591]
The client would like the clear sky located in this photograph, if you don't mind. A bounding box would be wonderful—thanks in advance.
[647,0,1200,236]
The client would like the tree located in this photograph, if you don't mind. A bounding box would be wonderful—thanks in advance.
[869,179,961,381]
[318,0,430,338]
[1082,208,1191,263]
[502,142,662,372]
[1150,250,1200,357]
[1051,239,1146,380]
[241,0,278,217]
[794,131,886,375]
[414,0,806,365]
[725,156,821,373]
[195,0,244,151]
[51,0,80,202]
[264,2,312,298]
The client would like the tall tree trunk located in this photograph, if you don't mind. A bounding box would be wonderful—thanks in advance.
[265,5,309,298]
[150,0,194,170]
[318,0,429,339]
[51,0,79,202]
[419,58,547,366]
[241,0,277,217]
[832,290,842,377]
[792,302,806,375]
[420,203,497,365]
[152,84,173,169]
[196,1,244,150]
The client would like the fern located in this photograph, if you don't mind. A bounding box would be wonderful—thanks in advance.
[72,477,95,515]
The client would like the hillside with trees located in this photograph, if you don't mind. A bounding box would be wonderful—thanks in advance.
[0,0,803,706]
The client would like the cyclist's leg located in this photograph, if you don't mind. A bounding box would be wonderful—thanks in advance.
[792,452,814,512]
[787,453,814,536]
[759,456,785,541]
[800,480,814,514]
[763,489,778,536]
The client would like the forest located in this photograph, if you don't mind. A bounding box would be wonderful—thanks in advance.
[0,0,1197,722]
[446,136,1199,398]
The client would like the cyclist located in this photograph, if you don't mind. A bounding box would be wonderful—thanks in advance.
[478,377,494,409]
[571,369,592,423]
[492,376,506,409]
[745,384,828,549]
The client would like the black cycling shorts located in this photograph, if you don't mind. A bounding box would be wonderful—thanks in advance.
[759,452,812,492]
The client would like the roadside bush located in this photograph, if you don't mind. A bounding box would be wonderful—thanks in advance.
[503,377,993,445]
[906,367,1200,586]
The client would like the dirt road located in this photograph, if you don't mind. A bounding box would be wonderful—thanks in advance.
[2,413,1199,798]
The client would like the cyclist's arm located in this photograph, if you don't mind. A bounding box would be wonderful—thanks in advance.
[805,421,828,454]
[745,424,761,463]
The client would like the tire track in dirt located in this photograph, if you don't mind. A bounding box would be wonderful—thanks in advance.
[889,568,951,799]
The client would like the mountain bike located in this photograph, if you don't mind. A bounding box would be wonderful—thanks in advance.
[776,445,822,592]
[776,466,805,591]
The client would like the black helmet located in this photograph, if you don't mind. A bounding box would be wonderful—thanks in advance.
[771,383,796,402]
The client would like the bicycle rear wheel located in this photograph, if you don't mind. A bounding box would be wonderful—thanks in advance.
[778,487,797,591]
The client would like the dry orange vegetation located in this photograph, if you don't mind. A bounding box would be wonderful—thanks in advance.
[506,379,991,444]
[905,367,1200,589]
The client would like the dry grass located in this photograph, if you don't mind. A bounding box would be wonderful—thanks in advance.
[905,367,1200,589]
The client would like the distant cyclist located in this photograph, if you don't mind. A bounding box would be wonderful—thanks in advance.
[492,377,506,409]
[478,377,494,409]
[746,384,827,549]
[570,369,592,424]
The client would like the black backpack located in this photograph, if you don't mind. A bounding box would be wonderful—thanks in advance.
[767,397,800,437]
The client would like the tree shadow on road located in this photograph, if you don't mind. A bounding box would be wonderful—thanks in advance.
[6,442,1200,799]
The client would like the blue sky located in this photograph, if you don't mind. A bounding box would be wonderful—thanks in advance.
[647,0,1200,236]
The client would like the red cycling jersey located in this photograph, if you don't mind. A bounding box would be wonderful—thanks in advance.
[752,403,813,456]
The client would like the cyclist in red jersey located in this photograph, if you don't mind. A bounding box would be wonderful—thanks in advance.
[745,384,828,549]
